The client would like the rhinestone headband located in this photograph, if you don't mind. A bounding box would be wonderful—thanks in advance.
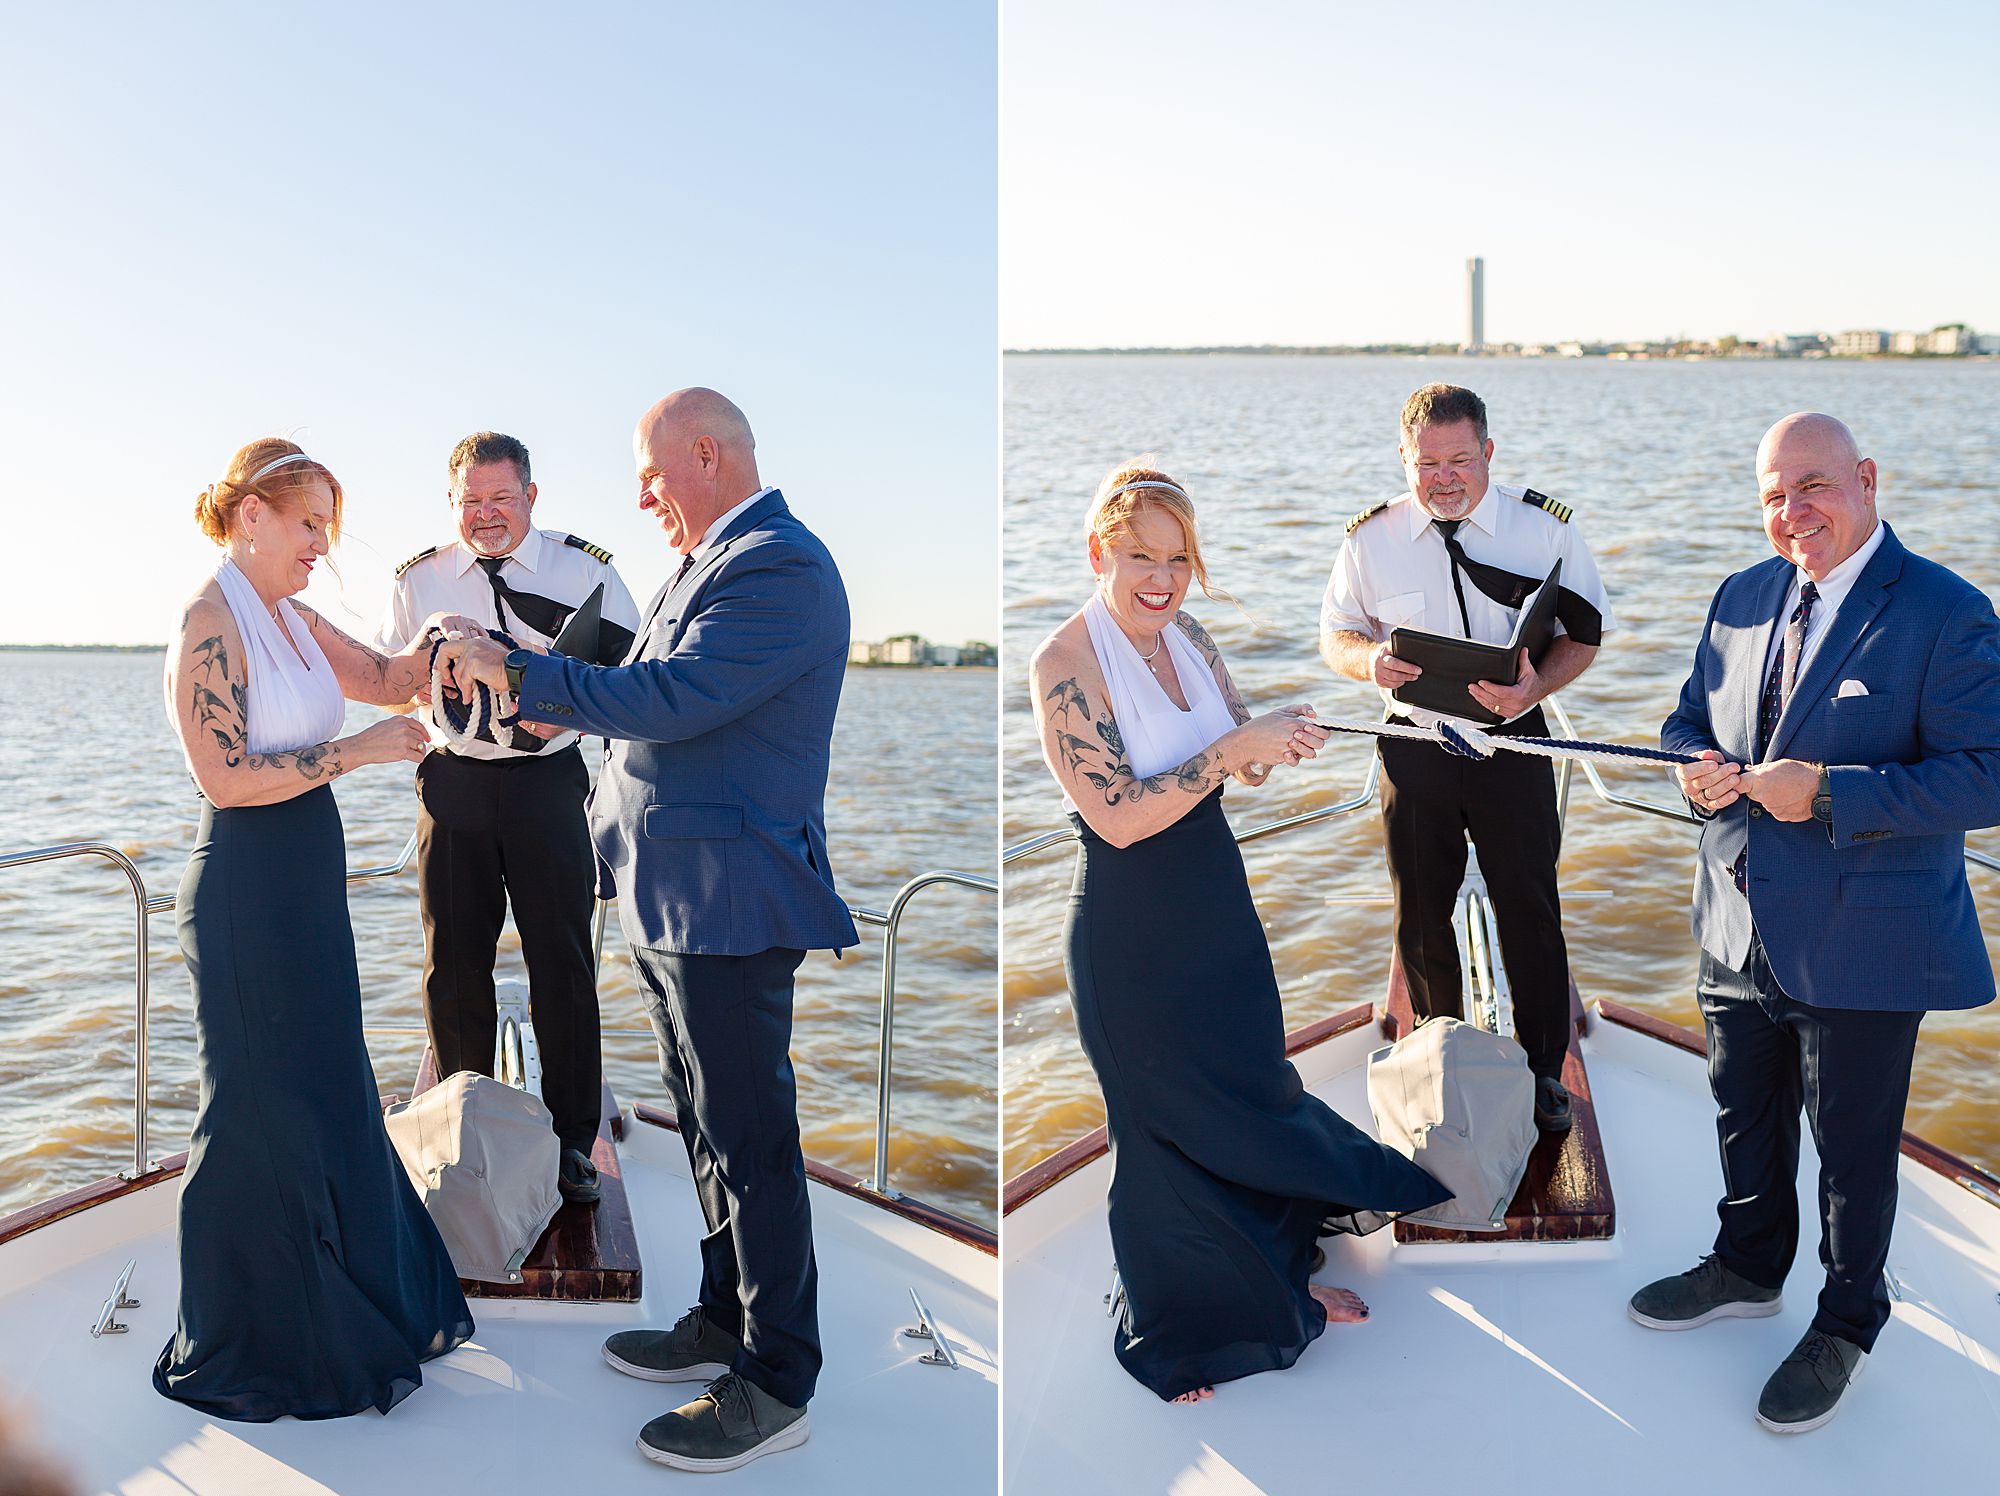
[248,451,316,483]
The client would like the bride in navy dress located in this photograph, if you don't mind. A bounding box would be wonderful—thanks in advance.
[1028,459,1450,1403]
[158,439,475,1420]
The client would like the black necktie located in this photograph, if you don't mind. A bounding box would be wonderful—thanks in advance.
[672,551,697,587]
[1433,519,1475,634]
[475,556,570,638]
[1430,519,1605,646]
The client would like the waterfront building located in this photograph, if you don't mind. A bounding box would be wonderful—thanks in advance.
[1834,329,1887,356]
[1925,324,1975,355]
[1891,330,1923,354]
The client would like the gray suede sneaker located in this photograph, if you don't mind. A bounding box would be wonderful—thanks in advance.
[1756,1329,1867,1433]
[603,1306,742,1383]
[637,1373,810,1472]
[1627,1254,1782,1330]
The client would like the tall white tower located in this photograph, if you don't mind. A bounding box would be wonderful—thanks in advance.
[1465,257,1485,353]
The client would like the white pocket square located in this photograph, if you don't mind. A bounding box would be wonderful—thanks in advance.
[1837,679,1869,698]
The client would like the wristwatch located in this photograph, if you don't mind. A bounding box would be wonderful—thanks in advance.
[1811,763,1833,823]
[503,648,532,696]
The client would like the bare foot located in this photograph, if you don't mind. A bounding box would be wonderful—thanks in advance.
[1171,1385,1215,1404]
[1311,1284,1370,1323]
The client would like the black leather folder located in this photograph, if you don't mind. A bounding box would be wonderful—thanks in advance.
[1388,559,1563,726]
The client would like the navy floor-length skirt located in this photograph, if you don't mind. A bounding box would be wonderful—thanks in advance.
[1065,790,1449,1400]
[154,786,474,1421]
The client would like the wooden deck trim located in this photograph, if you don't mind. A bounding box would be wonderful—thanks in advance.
[1001,1001,1379,1218]
[628,1103,998,1256]
[0,1153,188,1248]
[1596,998,2000,1210]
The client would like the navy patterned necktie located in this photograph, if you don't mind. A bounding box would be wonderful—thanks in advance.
[1734,580,1820,894]
[1757,581,1820,758]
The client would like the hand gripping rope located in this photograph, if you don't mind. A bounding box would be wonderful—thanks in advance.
[426,627,524,751]
[1306,714,1699,768]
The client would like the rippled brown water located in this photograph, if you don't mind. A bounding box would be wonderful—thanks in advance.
[0,658,997,1226]
[1003,352,2000,1184]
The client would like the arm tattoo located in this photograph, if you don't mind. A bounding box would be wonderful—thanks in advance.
[294,603,411,701]
[187,635,345,782]
[1174,610,1249,723]
[1044,675,1223,808]
[1173,611,1217,658]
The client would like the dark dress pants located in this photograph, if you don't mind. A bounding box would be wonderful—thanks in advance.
[1699,931,1922,1352]
[415,746,603,1153]
[1378,707,1573,1079]
[631,944,821,1409]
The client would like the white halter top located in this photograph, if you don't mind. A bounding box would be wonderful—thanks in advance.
[212,558,343,754]
[1062,594,1238,812]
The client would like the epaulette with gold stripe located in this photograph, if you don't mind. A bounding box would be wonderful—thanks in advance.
[563,533,613,564]
[395,545,440,577]
[1345,500,1390,535]
[1522,488,1572,523]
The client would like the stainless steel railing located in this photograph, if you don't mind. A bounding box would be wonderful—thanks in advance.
[3,828,992,1199]
[1004,699,1998,880]
[852,870,1000,1196]
[1001,756,1382,867]
[0,844,153,1178]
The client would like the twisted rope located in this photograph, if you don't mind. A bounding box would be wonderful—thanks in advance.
[427,628,522,751]
[1307,714,1697,768]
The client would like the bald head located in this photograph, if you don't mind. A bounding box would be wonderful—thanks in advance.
[638,387,757,462]
[1754,411,1878,581]
[1757,411,1861,474]
[633,387,763,555]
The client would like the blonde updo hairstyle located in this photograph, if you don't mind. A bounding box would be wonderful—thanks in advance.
[194,438,345,548]
[1085,456,1227,603]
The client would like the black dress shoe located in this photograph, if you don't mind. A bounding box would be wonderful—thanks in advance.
[559,1146,601,1203]
[1533,1076,1573,1133]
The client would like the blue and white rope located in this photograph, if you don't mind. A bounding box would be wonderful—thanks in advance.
[427,628,522,751]
[1307,715,1698,768]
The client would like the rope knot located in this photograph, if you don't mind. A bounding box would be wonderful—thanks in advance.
[426,627,521,750]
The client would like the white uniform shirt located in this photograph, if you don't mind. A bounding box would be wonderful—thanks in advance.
[1320,483,1616,728]
[377,525,642,760]
[1761,520,1886,684]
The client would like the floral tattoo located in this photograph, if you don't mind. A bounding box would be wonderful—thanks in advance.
[188,636,342,780]
[1045,675,1220,807]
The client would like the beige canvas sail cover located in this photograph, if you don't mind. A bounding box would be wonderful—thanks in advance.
[385,1071,562,1282]
[1366,1017,1537,1232]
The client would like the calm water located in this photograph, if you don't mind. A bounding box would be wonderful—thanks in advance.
[1003,353,2000,1182]
[0,658,998,1227]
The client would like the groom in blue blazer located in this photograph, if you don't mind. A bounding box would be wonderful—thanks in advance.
[1628,412,2000,1434]
[443,388,858,1471]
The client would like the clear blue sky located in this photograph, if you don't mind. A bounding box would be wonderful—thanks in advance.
[0,2,996,646]
[1004,0,2000,349]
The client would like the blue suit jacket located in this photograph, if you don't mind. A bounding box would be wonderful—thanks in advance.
[515,490,860,956]
[1662,523,2000,1012]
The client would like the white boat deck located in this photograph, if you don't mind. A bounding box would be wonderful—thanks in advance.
[1003,1014,2000,1494]
[0,1113,997,1495]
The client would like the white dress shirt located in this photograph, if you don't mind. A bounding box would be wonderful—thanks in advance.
[688,488,774,562]
[1321,483,1616,728]
[1761,521,1887,684]
[377,525,641,760]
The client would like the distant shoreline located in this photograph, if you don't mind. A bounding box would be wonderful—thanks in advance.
[1,644,993,665]
[0,642,165,653]
[1005,346,1998,361]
